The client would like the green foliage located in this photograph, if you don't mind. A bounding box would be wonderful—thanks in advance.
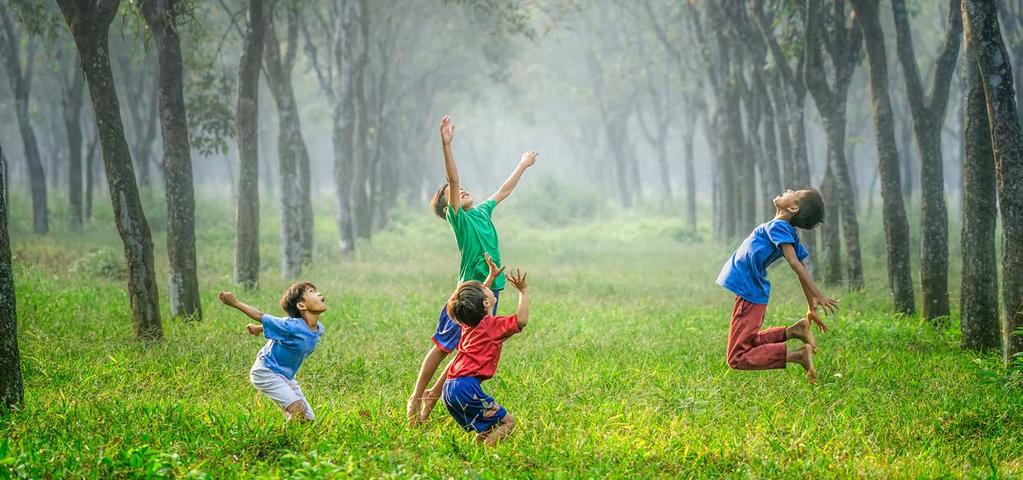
[512,175,605,226]
[69,248,128,281]
[4,198,1023,478]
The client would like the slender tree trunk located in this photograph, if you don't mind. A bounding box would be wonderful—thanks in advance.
[818,167,843,285]
[893,0,960,321]
[0,143,22,409]
[234,0,267,288]
[0,12,47,234]
[963,0,1023,365]
[264,3,313,278]
[61,52,86,231]
[851,0,916,315]
[960,43,1000,351]
[58,0,163,339]
[139,0,202,319]
[683,118,697,231]
[84,129,98,221]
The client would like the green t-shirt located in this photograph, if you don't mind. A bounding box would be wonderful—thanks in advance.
[447,198,505,290]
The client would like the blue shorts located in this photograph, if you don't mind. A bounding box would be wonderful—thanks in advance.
[442,376,507,433]
[431,288,500,353]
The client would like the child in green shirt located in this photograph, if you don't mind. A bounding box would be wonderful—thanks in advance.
[406,115,537,423]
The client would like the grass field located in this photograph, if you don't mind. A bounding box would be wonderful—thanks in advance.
[2,192,1021,478]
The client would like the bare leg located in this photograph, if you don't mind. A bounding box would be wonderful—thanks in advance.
[786,318,817,352]
[408,345,448,423]
[476,413,516,446]
[420,357,454,422]
[787,345,816,383]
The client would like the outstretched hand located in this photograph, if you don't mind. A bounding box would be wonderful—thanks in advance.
[520,150,538,168]
[218,291,238,307]
[806,309,828,333]
[440,115,455,145]
[506,268,528,292]
[484,253,506,281]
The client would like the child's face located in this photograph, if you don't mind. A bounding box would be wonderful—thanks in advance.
[482,287,496,313]
[457,187,474,209]
[773,189,803,212]
[299,289,328,315]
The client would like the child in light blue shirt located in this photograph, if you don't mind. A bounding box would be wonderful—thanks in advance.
[219,282,327,421]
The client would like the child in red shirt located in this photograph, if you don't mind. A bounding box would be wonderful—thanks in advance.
[443,265,529,446]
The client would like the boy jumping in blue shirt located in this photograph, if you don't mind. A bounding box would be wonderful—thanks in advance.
[219,282,327,421]
[716,188,838,383]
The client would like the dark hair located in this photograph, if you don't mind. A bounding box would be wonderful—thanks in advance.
[790,188,825,230]
[447,281,488,328]
[280,281,316,318]
[430,184,448,219]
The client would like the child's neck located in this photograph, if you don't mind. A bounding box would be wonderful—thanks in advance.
[774,209,794,222]
[300,312,320,329]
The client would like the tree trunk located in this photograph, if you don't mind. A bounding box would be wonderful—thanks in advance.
[893,0,960,321]
[960,42,1000,351]
[61,52,86,231]
[851,0,916,315]
[264,3,313,278]
[683,118,697,231]
[58,0,163,340]
[84,129,98,221]
[818,167,843,285]
[0,143,23,409]
[962,0,1023,365]
[139,0,203,320]
[234,0,267,288]
[803,0,864,290]
[0,12,47,234]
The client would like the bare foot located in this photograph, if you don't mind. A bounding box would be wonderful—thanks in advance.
[787,318,817,353]
[788,345,817,383]
[406,396,424,424]
[419,394,441,422]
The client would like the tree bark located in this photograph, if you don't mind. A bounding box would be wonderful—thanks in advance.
[138,0,203,320]
[962,0,1023,365]
[803,0,864,290]
[84,129,98,221]
[264,2,313,278]
[0,143,22,409]
[960,42,1000,351]
[58,0,163,340]
[683,117,697,231]
[892,0,961,321]
[0,9,47,234]
[850,0,916,315]
[234,0,267,288]
[60,49,86,231]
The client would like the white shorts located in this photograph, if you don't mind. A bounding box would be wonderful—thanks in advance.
[250,359,315,420]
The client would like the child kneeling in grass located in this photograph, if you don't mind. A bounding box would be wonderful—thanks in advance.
[443,261,529,446]
[716,188,838,383]
[218,282,327,422]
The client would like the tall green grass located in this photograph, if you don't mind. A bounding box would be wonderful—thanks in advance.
[1,191,1020,478]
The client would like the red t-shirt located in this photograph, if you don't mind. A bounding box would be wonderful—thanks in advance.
[447,315,522,380]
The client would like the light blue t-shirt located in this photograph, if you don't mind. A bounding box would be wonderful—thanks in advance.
[256,314,323,380]
[716,219,809,305]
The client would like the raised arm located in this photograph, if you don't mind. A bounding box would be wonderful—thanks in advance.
[218,291,264,322]
[490,151,537,204]
[440,116,461,215]
[781,244,838,331]
[506,269,529,329]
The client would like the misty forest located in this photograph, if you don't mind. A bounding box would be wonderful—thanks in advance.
[1,0,1022,477]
